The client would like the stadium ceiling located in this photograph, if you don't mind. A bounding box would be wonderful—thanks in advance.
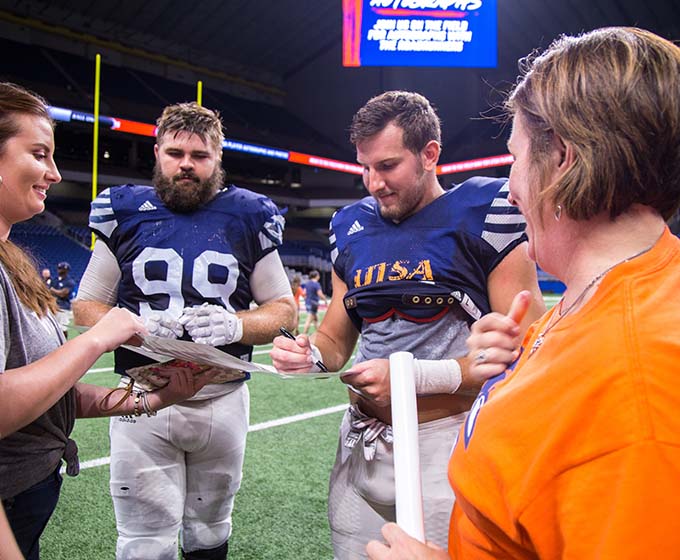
[1,1,679,168]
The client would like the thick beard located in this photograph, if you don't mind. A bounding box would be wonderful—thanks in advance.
[153,164,225,213]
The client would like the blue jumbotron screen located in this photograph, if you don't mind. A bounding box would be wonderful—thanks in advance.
[342,0,497,68]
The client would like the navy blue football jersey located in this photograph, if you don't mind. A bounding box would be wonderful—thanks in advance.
[329,177,527,329]
[89,184,284,374]
[54,274,75,310]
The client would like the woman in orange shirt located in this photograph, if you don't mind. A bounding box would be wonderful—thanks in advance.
[368,27,680,560]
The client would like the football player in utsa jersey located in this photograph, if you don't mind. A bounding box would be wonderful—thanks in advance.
[73,102,296,560]
[270,91,545,558]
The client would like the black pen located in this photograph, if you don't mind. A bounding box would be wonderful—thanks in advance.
[279,327,329,373]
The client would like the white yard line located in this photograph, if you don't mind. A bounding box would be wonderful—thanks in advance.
[86,366,115,374]
[248,404,347,433]
[76,346,354,472]
[69,403,348,473]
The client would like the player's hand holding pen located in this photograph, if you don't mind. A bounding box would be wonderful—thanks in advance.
[270,327,329,374]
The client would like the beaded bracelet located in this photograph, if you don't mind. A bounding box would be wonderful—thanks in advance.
[133,392,142,417]
[141,392,157,417]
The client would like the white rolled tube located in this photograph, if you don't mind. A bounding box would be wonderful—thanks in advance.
[389,351,425,542]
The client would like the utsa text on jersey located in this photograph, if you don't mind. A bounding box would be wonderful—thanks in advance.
[353,259,433,287]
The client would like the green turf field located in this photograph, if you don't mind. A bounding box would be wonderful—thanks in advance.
[40,295,562,559]
[41,311,349,560]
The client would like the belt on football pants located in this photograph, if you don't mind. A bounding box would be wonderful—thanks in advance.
[344,404,393,461]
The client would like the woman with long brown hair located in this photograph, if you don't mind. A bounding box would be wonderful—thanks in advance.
[0,82,211,559]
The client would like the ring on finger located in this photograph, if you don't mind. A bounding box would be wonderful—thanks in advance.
[475,349,487,363]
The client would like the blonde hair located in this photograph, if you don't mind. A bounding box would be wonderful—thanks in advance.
[507,27,680,221]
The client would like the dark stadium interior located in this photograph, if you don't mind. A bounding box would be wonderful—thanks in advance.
[0,0,679,285]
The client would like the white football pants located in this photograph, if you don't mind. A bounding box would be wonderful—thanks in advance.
[328,410,466,559]
[109,382,249,560]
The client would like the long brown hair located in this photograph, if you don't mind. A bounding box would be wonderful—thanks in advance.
[0,82,57,315]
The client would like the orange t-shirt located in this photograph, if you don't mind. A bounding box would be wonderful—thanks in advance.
[294,286,305,306]
[449,227,680,559]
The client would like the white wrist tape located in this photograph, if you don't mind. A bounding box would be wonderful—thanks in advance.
[413,358,462,395]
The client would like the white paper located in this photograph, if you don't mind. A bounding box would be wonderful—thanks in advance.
[389,351,425,542]
[123,334,342,379]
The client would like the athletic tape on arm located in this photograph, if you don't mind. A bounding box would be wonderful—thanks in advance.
[413,358,462,395]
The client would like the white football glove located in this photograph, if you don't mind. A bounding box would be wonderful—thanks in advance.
[144,310,184,339]
[179,303,243,346]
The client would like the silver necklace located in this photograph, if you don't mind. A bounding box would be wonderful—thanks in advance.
[528,243,654,357]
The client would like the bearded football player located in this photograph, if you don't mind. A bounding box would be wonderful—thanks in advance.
[73,102,296,560]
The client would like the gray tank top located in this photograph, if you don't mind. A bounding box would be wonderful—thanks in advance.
[354,305,470,364]
[0,262,75,499]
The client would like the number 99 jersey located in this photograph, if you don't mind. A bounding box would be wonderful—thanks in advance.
[89,184,285,374]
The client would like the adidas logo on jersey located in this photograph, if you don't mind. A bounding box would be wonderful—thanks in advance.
[347,220,364,236]
[138,200,157,212]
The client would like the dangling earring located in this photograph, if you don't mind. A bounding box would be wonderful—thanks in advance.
[0,175,3,185]
[554,204,562,221]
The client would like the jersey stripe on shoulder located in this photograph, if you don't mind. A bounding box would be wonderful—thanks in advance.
[89,188,118,238]
[329,233,338,264]
[258,214,285,251]
[481,182,526,253]
[328,210,340,264]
